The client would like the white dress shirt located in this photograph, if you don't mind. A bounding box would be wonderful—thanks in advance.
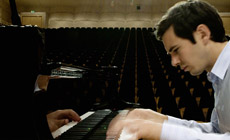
[160,41,230,140]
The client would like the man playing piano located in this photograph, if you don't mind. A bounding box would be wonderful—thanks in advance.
[3,25,81,140]
[31,34,82,139]
[106,0,230,139]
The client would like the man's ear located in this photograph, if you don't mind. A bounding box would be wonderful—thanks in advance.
[195,24,211,45]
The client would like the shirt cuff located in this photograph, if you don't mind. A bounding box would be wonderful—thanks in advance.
[160,121,201,140]
[167,115,183,124]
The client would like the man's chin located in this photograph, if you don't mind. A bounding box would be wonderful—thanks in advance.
[189,70,203,76]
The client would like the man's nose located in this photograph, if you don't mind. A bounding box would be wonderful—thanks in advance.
[171,55,180,67]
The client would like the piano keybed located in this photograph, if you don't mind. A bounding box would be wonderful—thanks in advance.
[55,109,119,140]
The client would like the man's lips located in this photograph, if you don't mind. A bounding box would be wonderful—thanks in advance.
[181,66,188,71]
[184,66,189,72]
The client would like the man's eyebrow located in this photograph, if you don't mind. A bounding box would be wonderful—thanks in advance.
[168,45,178,54]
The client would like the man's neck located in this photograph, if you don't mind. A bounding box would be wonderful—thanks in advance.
[206,41,228,72]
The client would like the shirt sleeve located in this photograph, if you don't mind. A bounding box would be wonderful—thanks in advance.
[34,75,42,92]
[160,116,230,140]
[167,116,215,133]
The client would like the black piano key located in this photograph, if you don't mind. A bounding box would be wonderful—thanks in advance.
[85,111,119,140]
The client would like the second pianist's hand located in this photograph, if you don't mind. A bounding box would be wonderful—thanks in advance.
[51,111,94,139]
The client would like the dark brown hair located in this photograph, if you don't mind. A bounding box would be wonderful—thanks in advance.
[155,0,227,43]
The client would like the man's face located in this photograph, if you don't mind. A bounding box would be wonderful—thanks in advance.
[162,26,209,76]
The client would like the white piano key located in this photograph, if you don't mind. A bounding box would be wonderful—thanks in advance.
[52,111,95,139]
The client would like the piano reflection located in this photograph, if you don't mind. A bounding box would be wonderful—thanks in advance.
[43,62,140,114]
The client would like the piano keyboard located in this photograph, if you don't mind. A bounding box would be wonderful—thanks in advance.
[52,111,95,139]
[53,109,120,140]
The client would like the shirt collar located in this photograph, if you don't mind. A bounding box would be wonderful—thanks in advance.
[208,41,230,81]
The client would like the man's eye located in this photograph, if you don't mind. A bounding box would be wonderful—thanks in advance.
[173,48,179,53]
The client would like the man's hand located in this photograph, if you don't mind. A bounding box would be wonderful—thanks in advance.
[46,109,81,132]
